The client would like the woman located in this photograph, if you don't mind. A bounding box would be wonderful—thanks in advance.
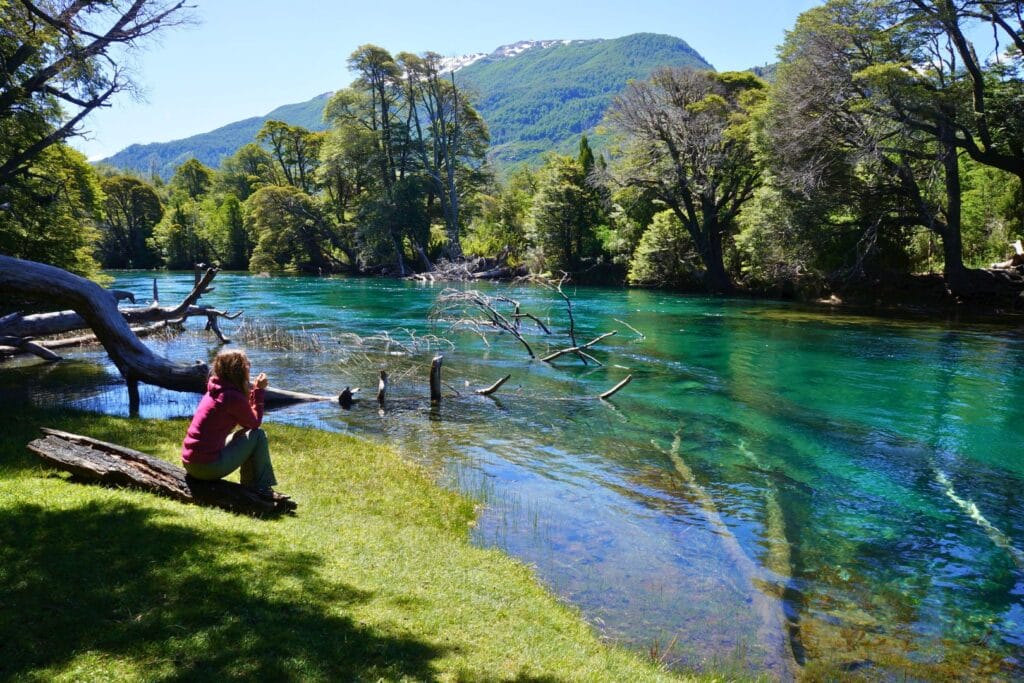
[181,348,278,494]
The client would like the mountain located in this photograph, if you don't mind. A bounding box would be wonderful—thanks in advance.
[99,93,333,179]
[454,33,713,165]
[99,33,713,178]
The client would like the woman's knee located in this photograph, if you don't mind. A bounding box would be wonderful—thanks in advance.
[252,427,267,443]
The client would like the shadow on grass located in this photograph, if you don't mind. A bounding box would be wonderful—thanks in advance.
[0,500,451,681]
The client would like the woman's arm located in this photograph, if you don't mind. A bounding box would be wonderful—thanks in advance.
[228,386,265,429]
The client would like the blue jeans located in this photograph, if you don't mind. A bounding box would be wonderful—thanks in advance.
[184,428,277,490]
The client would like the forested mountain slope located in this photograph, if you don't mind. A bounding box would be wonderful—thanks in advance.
[99,33,712,176]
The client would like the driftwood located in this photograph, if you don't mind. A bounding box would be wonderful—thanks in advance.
[541,331,618,364]
[0,321,181,361]
[429,355,443,403]
[0,268,240,340]
[599,374,632,400]
[0,255,338,413]
[27,428,297,515]
[476,374,511,396]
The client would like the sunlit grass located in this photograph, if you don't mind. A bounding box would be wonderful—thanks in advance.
[0,405,711,681]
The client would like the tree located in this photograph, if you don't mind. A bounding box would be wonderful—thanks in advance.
[98,175,163,268]
[0,1,191,190]
[216,143,275,201]
[607,69,765,292]
[327,46,409,274]
[0,143,102,276]
[766,0,1014,291]
[398,51,490,259]
[256,120,322,194]
[170,158,213,200]
[203,194,252,270]
[628,210,702,287]
[529,155,603,273]
[246,185,344,273]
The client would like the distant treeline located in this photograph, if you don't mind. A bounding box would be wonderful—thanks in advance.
[3,3,1023,301]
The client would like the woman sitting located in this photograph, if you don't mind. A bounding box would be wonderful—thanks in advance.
[181,349,278,495]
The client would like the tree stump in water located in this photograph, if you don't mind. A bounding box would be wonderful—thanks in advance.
[27,428,297,515]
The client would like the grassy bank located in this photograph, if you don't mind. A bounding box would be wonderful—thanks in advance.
[0,406,700,682]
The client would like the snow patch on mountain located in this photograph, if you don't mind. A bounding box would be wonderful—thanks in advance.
[438,39,598,74]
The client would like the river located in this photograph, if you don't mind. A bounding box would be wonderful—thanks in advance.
[6,272,1024,679]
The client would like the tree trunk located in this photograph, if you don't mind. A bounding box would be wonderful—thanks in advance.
[28,428,296,515]
[697,217,734,294]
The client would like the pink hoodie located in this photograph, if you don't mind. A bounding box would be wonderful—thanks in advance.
[181,375,266,464]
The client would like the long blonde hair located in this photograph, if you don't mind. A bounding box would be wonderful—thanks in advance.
[211,349,250,392]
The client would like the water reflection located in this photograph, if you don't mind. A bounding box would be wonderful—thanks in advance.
[3,272,1023,678]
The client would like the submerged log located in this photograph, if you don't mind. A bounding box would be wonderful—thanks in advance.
[27,428,296,515]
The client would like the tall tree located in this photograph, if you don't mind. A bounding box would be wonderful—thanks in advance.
[0,1,191,189]
[170,158,213,200]
[529,155,603,273]
[607,69,765,292]
[0,143,102,276]
[216,142,276,200]
[256,120,322,194]
[98,175,163,268]
[328,46,409,274]
[767,0,1024,291]
[398,51,490,259]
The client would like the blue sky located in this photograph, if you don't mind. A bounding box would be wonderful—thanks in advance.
[73,0,822,160]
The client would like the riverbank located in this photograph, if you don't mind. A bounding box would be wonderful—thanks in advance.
[0,406,702,681]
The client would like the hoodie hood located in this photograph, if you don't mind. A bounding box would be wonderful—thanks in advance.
[207,375,245,401]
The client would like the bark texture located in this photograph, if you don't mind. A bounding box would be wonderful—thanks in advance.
[28,428,296,515]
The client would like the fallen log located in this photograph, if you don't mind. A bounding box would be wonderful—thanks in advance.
[0,255,335,412]
[27,428,297,515]
[0,268,238,339]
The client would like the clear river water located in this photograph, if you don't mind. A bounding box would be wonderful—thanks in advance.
[7,272,1024,679]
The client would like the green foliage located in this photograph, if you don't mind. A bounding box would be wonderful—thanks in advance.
[608,69,765,291]
[959,162,1024,267]
[0,144,104,277]
[464,166,537,260]
[528,154,604,273]
[152,197,208,270]
[246,185,338,273]
[97,175,163,268]
[207,195,253,270]
[628,210,701,287]
[170,158,214,200]
[215,143,276,201]
[257,121,323,194]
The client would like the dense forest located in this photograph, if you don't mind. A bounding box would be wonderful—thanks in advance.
[3,1,1024,305]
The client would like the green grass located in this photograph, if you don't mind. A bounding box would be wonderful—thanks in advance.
[0,405,704,682]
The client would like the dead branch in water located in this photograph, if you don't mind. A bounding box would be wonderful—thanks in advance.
[541,331,618,364]
[430,289,547,358]
[475,374,511,396]
[599,374,632,400]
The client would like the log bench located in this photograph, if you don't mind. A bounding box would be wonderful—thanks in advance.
[27,428,297,515]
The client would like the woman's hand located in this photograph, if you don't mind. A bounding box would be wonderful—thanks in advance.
[254,372,269,390]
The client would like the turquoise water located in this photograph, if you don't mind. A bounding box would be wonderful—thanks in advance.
[8,273,1024,678]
